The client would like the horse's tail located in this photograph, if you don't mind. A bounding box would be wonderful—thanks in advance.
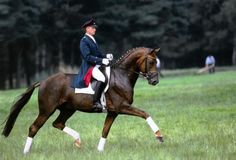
[1,82,40,137]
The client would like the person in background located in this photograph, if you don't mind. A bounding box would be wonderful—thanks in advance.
[205,55,216,74]
[156,57,164,77]
[75,19,113,111]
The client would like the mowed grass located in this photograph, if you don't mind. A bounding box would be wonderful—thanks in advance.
[0,70,236,160]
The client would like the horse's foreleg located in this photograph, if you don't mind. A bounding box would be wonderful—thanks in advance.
[52,109,81,147]
[98,112,118,152]
[119,105,163,142]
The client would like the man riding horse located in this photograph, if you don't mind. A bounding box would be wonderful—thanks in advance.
[74,19,113,111]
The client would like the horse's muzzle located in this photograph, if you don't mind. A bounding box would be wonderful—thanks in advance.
[147,73,159,85]
[148,78,159,85]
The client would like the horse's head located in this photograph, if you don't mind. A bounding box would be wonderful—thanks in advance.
[138,48,160,85]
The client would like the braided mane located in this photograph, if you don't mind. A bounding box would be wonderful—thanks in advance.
[114,47,146,65]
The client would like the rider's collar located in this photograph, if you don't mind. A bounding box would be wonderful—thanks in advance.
[85,33,96,44]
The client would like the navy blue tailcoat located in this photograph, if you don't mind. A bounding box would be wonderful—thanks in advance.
[72,35,106,88]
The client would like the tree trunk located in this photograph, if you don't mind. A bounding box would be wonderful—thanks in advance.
[232,34,236,65]
[23,37,37,86]
[8,43,15,89]
[15,46,22,88]
[0,43,7,89]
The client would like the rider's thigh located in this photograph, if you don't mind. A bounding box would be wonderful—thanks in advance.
[92,66,105,82]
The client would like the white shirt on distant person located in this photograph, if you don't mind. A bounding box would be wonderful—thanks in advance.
[205,55,215,66]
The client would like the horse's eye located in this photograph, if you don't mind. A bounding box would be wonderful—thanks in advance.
[149,61,154,65]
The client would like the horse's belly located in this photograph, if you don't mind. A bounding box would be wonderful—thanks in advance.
[70,93,93,110]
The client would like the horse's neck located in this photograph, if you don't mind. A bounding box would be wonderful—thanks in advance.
[118,68,139,88]
[110,67,138,104]
[114,55,141,88]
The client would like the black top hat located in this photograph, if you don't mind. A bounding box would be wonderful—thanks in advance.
[81,19,97,28]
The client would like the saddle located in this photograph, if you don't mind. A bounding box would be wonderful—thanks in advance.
[75,66,111,107]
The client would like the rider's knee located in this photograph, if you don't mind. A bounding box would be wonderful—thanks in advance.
[96,75,105,82]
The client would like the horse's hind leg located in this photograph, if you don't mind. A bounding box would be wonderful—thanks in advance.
[52,107,81,147]
[24,94,57,154]
[23,110,55,154]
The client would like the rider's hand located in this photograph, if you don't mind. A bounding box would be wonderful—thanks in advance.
[102,58,110,65]
[106,53,113,61]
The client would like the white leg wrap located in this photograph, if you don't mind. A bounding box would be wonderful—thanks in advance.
[23,137,33,154]
[146,117,159,133]
[63,127,80,140]
[97,137,106,152]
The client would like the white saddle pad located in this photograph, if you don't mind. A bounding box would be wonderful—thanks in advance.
[74,66,111,110]
[75,83,94,94]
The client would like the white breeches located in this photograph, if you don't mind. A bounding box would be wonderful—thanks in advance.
[92,65,105,82]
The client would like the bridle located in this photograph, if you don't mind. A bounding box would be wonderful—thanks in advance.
[140,55,158,80]
[112,55,158,80]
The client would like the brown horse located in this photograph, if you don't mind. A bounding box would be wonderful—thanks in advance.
[2,47,163,154]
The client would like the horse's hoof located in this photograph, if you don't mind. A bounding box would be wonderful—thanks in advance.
[74,139,81,148]
[156,136,164,143]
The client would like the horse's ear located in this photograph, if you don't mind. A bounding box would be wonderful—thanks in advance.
[150,48,160,55]
[153,48,160,53]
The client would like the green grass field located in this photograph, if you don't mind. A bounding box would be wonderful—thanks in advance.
[0,71,236,160]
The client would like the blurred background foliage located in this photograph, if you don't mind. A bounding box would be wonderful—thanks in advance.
[0,0,236,89]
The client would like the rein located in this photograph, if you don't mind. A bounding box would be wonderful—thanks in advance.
[112,55,158,79]
[113,65,149,78]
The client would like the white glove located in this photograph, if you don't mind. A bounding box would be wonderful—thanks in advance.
[106,53,113,60]
[102,58,109,65]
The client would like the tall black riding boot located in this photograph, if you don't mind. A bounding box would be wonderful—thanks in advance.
[93,81,105,111]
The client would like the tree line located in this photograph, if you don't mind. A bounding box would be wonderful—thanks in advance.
[0,0,236,89]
